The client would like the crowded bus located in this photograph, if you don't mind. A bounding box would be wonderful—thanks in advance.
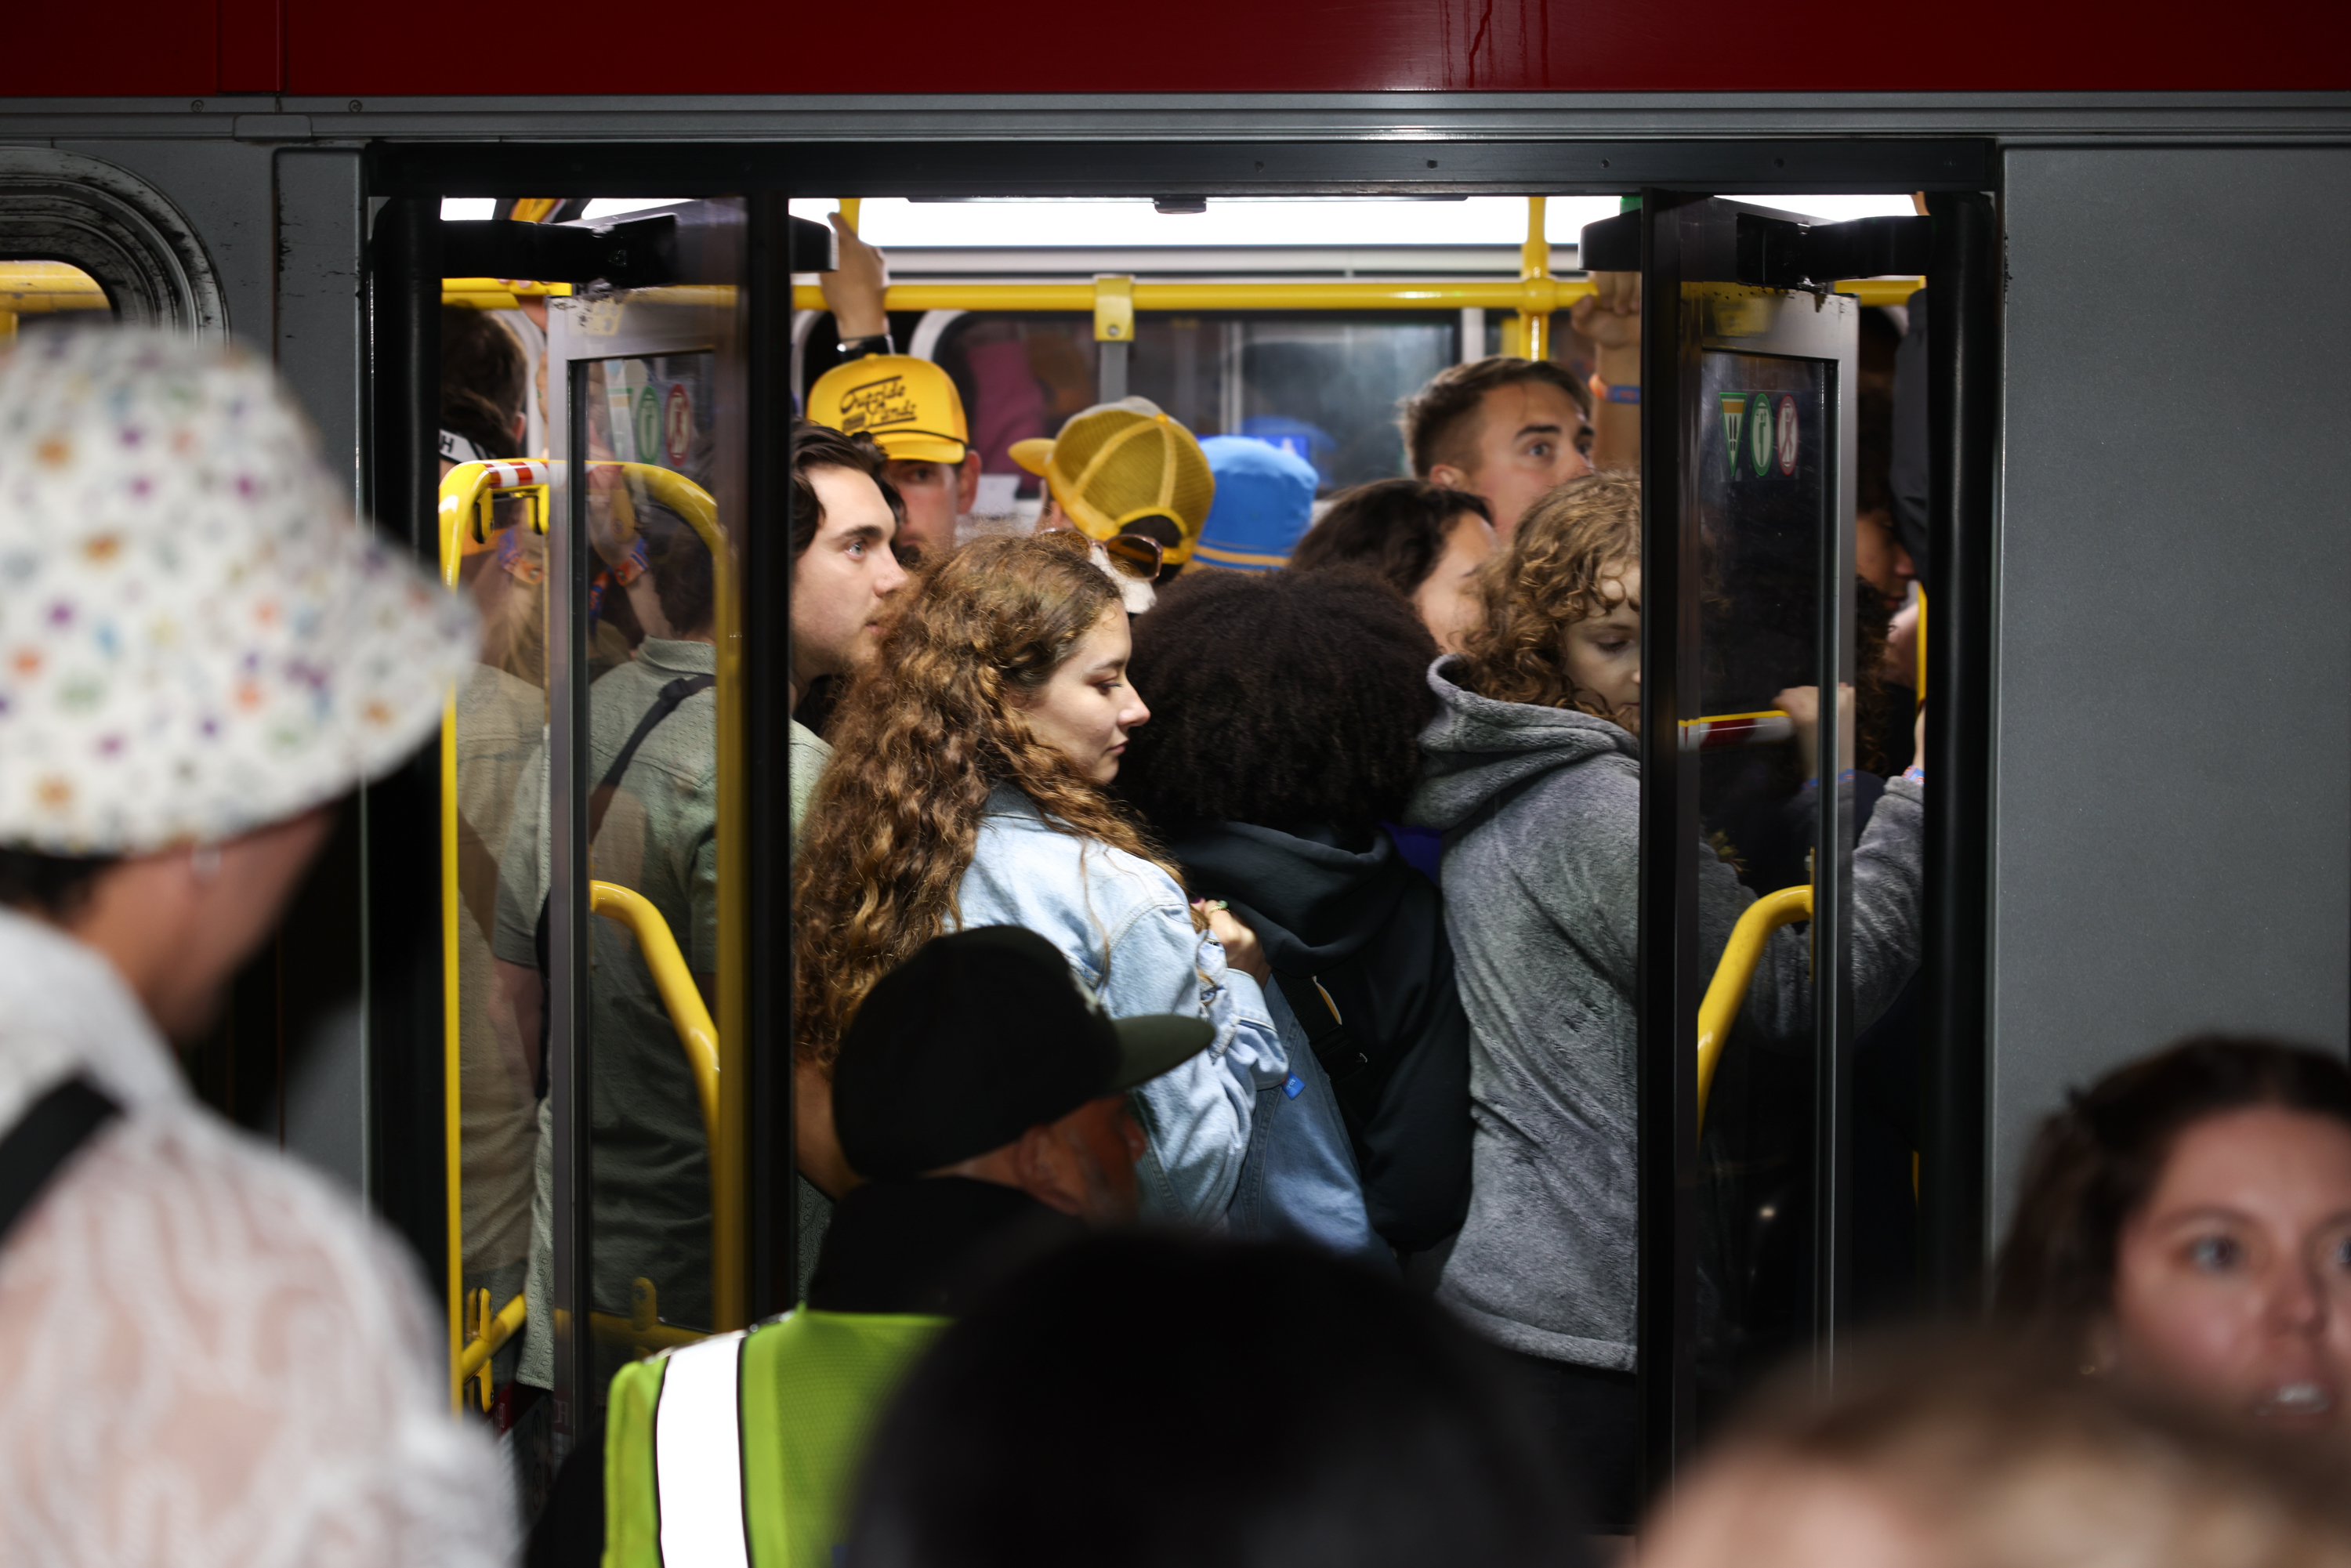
[1,49,2348,1568]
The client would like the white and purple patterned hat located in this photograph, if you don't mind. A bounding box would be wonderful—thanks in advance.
[0,328,477,853]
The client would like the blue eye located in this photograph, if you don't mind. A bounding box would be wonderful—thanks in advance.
[2189,1235,2242,1273]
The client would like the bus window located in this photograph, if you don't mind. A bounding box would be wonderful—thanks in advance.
[920,310,1463,504]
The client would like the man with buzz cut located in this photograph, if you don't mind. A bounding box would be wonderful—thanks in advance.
[806,215,980,563]
[590,925,1212,1568]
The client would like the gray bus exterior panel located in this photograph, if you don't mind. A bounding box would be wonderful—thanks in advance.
[1991,144,2351,1240]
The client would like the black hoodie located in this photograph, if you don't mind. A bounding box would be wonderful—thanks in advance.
[1168,820,1472,1253]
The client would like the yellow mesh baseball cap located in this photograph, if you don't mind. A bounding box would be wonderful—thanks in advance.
[1009,398,1215,565]
[806,353,969,465]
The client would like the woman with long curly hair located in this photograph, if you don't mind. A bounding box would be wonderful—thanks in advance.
[1403,471,1929,1532]
[793,531,1284,1226]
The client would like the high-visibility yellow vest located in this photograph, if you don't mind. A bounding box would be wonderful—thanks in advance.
[603,1309,949,1568]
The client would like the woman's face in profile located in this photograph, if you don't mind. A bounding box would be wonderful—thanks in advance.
[1410,510,1494,655]
[2102,1105,2351,1437]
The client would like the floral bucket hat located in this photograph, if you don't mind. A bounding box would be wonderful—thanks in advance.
[0,328,478,854]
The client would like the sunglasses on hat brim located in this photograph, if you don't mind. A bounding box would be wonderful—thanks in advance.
[1102,511,1188,579]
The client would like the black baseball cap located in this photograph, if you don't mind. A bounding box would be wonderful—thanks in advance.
[833,925,1215,1181]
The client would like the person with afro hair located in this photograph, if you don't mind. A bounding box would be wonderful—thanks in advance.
[1119,569,1473,1261]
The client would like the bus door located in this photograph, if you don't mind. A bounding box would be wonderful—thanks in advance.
[1604,194,1940,1490]
[429,196,764,1490]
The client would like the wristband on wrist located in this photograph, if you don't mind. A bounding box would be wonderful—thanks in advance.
[835,331,893,359]
[1901,763,1926,785]
[1588,373,1639,405]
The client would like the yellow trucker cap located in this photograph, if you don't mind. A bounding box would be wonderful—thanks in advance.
[1009,398,1215,565]
[806,353,969,465]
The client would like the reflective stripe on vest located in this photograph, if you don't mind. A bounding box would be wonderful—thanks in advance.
[654,1331,752,1568]
[607,1309,951,1568]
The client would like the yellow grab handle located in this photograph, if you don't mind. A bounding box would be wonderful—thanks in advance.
[1696,885,1814,1132]
[453,1292,527,1409]
[589,881,720,1143]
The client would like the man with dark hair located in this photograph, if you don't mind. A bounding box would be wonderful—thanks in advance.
[1399,356,1595,539]
[584,926,1209,1568]
[788,419,907,835]
[846,1233,1589,1568]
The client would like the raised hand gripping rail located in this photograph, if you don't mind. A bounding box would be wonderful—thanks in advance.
[1695,885,1814,1132]
[437,456,736,1408]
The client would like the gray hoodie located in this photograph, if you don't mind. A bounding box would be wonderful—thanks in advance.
[1408,657,1925,1370]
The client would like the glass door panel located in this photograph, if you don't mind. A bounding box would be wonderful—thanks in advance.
[538,205,749,1461]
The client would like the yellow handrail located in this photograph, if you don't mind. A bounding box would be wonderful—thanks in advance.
[455,1291,527,1409]
[781,274,1921,318]
[590,1276,710,1357]
[589,881,721,1145]
[1679,708,1795,752]
[1696,885,1814,1131]
[0,261,110,313]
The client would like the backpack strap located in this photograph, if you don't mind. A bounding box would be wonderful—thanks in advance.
[586,673,717,842]
[0,1074,120,1250]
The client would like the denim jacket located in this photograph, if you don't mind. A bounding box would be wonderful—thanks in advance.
[955,787,1286,1224]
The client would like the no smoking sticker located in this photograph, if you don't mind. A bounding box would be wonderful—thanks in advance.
[1775,393,1799,476]
[664,382,693,466]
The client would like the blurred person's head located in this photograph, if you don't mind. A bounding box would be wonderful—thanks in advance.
[1995,1036,2351,1441]
[1290,477,1497,653]
[1191,436,1317,573]
[831,926,1208,1219]
[438,305,527,475]
[846,1232,1588,1568]
[1455,472,1643,728]
[793,532,1167,1069]
[1010,398,1214,576]
[1401,357,1593,538]
[791,419,908,698]
[0,329,474,1041]
[1643,1334,2351,1568]
[1853,382,1914,601]
[628,500,717,643]
[1119,570,1435,842]
[806,353,978,564]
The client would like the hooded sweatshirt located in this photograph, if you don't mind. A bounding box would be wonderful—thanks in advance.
[1407,657,1925,1370]
[1170,821,1473,1254]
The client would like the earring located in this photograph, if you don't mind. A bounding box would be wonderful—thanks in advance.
[190,843,220,883]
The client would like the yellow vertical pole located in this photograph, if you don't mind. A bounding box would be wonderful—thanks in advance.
[1915,587,1928,702]
[0,310,15,344]
[439,520,464,1408]
[1519,196,1552,363]
[837,198,861,234]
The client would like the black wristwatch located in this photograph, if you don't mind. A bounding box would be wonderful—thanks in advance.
[835,331,893,360]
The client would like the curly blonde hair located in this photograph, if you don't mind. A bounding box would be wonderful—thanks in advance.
[792,531,1188,1069]
[1454,471,1642,721]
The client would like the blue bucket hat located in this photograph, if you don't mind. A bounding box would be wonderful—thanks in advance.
[1191,436,1317,573]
